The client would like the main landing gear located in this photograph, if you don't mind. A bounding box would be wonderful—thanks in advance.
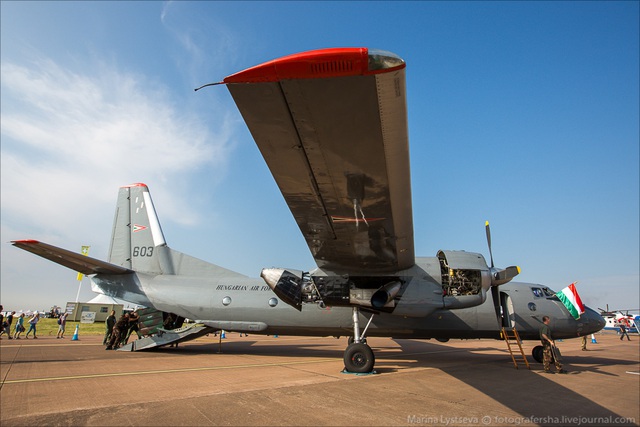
[532,345,543,363]
[343,307,376,373]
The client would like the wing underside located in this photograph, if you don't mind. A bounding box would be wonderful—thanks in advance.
[225,48,414,274]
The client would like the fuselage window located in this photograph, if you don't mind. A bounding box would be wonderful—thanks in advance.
[531,287,544,298]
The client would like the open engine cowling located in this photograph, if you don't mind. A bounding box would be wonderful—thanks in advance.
[437,250,492,309]
[260,250,509,314]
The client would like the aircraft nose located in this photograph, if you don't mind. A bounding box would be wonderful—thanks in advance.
[584,307,606,333]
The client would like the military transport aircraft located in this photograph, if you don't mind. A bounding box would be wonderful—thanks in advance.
[12,48,605,373]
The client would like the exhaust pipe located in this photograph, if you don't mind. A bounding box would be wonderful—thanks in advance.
[370,281,402,309]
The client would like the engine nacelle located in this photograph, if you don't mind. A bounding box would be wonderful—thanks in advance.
[437,250,492,309]
[261,268,406,312]
[261,250,496,314]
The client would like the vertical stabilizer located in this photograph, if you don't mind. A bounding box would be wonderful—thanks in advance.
[108,183,172,274]
[107,183,246,278]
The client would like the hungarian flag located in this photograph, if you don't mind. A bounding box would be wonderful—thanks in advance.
[556,282,585,320]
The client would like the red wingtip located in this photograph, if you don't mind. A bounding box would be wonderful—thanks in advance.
[224,47,404,84]
[121,183,148,189]
[11,239,40,244]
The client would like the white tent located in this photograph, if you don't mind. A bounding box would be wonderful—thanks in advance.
[87,294,140,311]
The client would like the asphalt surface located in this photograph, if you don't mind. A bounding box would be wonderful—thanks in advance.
[1,332,638,426]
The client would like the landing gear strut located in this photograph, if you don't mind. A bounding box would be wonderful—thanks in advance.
[343,307,375,373]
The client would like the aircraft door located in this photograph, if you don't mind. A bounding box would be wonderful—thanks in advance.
[500,292,515,328]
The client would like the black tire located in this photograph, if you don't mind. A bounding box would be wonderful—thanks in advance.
[344,343,375,373]
[532,345,543,363]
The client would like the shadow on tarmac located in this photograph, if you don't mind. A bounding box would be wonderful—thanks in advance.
[153,336,638,425]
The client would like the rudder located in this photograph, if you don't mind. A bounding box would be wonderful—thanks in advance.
[108,183,173,274]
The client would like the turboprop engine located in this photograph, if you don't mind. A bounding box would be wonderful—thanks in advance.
[260,253,519,314]
[260,268,404,312]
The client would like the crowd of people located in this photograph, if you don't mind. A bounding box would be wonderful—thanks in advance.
[102,309,190,349]
[0,304,146,344]
[0,305,38,340]
[104,310,142,350]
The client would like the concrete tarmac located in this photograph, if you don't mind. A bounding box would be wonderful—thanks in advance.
[1,332,638,426]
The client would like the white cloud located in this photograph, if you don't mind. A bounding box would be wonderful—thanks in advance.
[0,55,236,310]
[1,57,231,230]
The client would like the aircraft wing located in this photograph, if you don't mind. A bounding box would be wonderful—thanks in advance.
[11,240,133,275]
[224,48,414,274]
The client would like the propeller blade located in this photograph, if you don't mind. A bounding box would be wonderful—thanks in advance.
[492,265,521,286]
[484,221,520,328]
[485,221,494,268]
[491,285,502,327]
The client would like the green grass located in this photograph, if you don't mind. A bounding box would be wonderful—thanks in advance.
[25,318,107,336]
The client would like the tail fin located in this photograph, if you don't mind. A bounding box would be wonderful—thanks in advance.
[108,183,169,273]
[108,183,245,278]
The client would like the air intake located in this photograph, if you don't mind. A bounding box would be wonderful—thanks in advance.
[310,60,354,76]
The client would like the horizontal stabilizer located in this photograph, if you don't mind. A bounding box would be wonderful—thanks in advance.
[11,240,132,275]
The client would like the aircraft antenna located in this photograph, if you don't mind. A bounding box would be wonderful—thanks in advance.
[194,82,224,92]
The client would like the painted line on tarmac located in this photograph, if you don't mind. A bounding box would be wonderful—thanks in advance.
[1,343,103,348]
[377,348,469,359]
[1,348,460,385]
[2,358,339,385]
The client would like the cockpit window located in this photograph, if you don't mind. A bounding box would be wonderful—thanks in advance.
[531,288,544,298]
[542,287,556,297]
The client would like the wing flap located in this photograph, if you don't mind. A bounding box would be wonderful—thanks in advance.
[226,48,414,273]
[11,240,132,275]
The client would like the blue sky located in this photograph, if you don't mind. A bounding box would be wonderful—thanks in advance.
[1,1,638,314]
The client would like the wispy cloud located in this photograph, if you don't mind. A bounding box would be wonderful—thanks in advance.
[1,53,237,309]
[1,56,232,238]
[159,1,243,85]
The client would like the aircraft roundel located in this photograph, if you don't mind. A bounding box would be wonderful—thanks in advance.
[133,224,147,233]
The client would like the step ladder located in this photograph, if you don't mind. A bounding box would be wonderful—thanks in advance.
[501,327,530,369]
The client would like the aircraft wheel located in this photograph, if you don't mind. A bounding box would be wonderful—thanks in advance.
[532,345,543,363]
[344,343,375,373]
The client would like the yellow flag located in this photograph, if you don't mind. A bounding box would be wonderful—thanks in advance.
[76,246,90,281]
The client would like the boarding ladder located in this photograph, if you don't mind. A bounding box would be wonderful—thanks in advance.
[501,327,530,370]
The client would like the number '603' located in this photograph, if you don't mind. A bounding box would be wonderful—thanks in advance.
[133,246,153,257]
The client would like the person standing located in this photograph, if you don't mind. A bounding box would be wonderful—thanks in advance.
[581,334,588,351]
[123,310,141,345]
[163,313,176,330]
[106,313,129,350]
[103,310,116,345]
[24,312,40,339]
[1,310,14,339]
[619,318,631,341]
[13,313,25,339]
[56,312,69,339]
[540,316,567,374]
